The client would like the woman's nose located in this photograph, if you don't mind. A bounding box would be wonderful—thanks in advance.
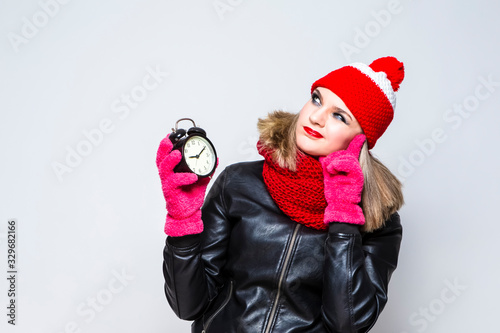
[309,107,327,127]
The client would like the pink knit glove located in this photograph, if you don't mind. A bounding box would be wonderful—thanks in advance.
[319,134,366,225]
[156,136,211,236]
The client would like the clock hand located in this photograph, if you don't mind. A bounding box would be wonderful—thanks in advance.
[195,146,206,159]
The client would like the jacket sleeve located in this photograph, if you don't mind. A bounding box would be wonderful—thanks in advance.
[321,212,403,333]
[162,168,232,320]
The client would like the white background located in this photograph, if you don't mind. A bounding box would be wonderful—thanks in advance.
[1,0,499,332]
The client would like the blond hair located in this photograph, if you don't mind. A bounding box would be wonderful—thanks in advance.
[358,141,404,232]
[257,111,404,232]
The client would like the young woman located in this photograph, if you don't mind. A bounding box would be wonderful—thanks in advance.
[157,56,405,332]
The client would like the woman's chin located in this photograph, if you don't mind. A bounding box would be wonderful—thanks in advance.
[297,145,323,159]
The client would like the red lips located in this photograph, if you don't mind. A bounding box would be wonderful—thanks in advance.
[303,126,323,139]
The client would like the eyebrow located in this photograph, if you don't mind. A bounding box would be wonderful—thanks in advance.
[313,89,353,121]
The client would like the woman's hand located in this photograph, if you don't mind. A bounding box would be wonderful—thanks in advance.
[319,134,366,225]
[156,136,212,236]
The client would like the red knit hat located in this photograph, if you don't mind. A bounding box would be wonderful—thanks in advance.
[310,56,404,149]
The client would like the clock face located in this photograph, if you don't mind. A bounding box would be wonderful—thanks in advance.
[183,136,217,176]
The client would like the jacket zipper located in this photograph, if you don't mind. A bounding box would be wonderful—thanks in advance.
[202,280,234,333]
[263,223,301,333]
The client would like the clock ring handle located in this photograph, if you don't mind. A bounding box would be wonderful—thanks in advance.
[172,118,197,132]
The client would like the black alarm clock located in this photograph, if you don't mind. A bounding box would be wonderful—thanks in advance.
[169,118,217,177]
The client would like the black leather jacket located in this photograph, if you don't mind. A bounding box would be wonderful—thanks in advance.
[163,161,402,332]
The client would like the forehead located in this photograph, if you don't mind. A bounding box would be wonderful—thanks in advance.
[315,87,355,116]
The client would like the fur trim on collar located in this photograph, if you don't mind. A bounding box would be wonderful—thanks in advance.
[257,110,299,171]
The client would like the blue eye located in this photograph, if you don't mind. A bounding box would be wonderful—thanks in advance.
[311,93,321,106]
[333,112,347,124]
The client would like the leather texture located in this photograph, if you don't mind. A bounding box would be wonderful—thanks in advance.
[163,161,402,332]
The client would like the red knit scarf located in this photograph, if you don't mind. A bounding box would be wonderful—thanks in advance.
[257,142,328,231]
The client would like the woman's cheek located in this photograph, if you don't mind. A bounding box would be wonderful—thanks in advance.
[296,133,307,153]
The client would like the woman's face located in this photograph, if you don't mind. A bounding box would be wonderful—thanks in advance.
[296,87,363,157]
